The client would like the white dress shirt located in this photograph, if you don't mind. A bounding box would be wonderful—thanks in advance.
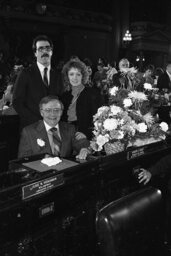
[37,62,50,84]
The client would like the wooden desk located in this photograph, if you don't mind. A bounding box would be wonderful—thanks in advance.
[0,139,171,255]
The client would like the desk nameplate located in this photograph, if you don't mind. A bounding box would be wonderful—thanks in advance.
[127,147,145,160]
[22,173,64,200]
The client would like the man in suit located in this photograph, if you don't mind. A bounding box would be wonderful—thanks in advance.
[157,62,171,91]
[112,58,133,89]
[13,35,63,128]
[138,154,171,247]
[157,62,171,123]
[18,95,90,160]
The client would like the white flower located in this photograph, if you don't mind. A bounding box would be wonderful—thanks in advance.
[96,106,110,116]
[110,105,122,115]
[120,119,125,125]
[128,91,147,101]
[94,120,103,130]
[103,118,118,130]
[96,134,109,147]
[123,98,132,108]
[137,123,147,133]
[164,93,169,101]
[143,112,154,125]
[37,138,45,147]
[130,125,136,136]
[109,86,118,96]
[144,83,152,90]
[160,122,169,132]
[117,131,124,139]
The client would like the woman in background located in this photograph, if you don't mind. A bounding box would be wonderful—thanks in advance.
[60,59,103,139]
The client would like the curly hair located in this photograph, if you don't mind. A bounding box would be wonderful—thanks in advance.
[62,59,89,91]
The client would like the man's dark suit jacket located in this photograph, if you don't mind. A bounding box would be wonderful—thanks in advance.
[149,153,171,194]
[150,153,171,177]
[157,72,171,91]
[13,63,63,128]
[18,120,89,159]
[112,71,130,89]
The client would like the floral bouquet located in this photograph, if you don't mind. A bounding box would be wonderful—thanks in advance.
[90,86,169,153]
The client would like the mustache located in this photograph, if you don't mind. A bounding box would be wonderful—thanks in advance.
[41,53,49,58]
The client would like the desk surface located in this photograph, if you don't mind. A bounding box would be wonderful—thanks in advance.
[23,158,79,172]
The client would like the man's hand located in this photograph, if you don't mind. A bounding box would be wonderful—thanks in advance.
[76,148,90,160]
[75,132,87,140]
[138,168,152,185]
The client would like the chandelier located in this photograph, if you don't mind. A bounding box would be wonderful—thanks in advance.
[123,30,132,43]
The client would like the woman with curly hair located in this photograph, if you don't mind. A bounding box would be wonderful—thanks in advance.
[60,58,103,139]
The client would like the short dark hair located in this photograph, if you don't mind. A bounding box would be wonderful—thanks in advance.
[39,95,64,111]
[32,35,53,52]
[83,58,93,67]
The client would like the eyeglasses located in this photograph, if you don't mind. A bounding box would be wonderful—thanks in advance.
[37,46,52,52]
[42,108,62,114]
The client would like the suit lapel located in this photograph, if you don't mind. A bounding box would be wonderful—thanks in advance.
[49,68,56,88]
[33,64,49,91]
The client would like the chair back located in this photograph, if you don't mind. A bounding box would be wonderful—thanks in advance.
[96,186,165,256]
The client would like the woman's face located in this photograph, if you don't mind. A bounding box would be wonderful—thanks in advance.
[68,68,83,87]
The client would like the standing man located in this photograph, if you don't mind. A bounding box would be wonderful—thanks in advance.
[13,35,63,128]
[157,62,171,91]
[112,58,133,89]
[157,62,171,123]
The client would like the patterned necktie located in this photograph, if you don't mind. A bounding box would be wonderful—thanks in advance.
[43,67,48,87]
[50,127,61,156]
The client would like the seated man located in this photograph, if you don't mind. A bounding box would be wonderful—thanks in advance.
[138,154,171,247]
[18,95,90,160]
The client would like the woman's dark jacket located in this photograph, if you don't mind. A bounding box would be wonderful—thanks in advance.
[60,86,104,139]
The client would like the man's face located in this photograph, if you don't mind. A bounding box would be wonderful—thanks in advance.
[119,60,129,72]
[35,40,53,66]
[40,100,63,127]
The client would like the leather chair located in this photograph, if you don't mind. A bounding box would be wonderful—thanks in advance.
[96,186,166,256]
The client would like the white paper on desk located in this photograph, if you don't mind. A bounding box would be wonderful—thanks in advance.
[41,157,62,166]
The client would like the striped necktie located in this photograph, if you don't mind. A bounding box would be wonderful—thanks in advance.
[50,127,61,156]
[43,67,48,87]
